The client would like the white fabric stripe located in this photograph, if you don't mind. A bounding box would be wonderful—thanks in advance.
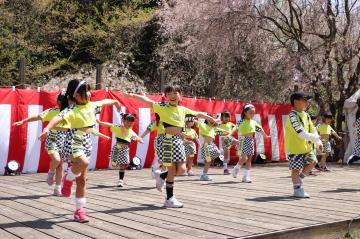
[89,113,100,171]
[135,108,151,167]
[235,114,242,125]
[0,105,11,175]
[253,114,265,154]
[109,106,125,168]
[268,114,280,161]
[23,105,43,173]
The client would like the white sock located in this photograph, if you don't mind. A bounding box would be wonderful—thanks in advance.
[244,169,250,177]
[55,184,61,191]
[223,162,228,169]
[66,168,81,181]
[235,163,241,169]
[75,197,86,210]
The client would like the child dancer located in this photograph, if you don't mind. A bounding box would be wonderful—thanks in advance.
[316,112,342,172]
[183,114,200,176]
[231,104,270,183]
[195,115,228,181]
[140,113,165,177]
[348,99,360,164]
[218,111,238,174]
[97,114,143,187]
[14,93,69,196]
[39,79,120,222]
[124,85,217,208]
[285,92,323,198]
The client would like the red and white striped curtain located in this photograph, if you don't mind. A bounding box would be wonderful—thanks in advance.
[0,88,292,175]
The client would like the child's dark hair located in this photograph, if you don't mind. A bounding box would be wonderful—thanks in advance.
[322,112,333,121]
[60,79,89,110]
[56,93,65,102]
[122,113,136,122]
[185,114,195,128]
[155,113,160,126]
[221,111,231,119]
[164,85,181,95]
[356,98,360,120]
[241,104,255,119]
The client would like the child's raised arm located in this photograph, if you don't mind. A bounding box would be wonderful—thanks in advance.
[122,92,154,107]
[96,119,113,128]
[38,116,64,140]
[14,115,41,126]
[96,99,121,111]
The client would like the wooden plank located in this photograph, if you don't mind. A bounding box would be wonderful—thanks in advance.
[0,228,20,239]
[0,213,53,239]
[0,165,358,239]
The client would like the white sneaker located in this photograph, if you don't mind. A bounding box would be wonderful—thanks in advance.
[53,187,62,197]
[117,180,124,187]
[164,196,184,208]
[155,170,165,192]
[232,167,240,178]
[293,188,310,198]
[182,172,188,176]
[242,176,252,183]
[187,171,195,176]
[199,174,212,181]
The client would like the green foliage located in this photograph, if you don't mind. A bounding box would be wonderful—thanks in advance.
[0,0,158,86]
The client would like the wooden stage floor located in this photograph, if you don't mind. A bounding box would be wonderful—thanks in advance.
[0,164,359,239]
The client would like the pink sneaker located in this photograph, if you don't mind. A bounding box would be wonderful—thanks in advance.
[61,174,73,197]
[47,171,55,186]
[74,208,89,223]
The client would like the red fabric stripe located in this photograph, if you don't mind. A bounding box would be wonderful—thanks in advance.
[8,103,28,172]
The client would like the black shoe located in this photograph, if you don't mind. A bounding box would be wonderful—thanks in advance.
[348,155,360,165]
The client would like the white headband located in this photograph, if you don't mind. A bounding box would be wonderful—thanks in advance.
[73,81,86,98]
[244,104,255,110]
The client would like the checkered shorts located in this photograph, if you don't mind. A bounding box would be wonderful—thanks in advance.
[288,152,317,170]
[110,144,130,165]
[221,136,234,151]
[154,135,163,158]
[184,142,196,157]
[157,134,186,166]
[45,130,67,156]
[317,139,331,155]
[354,138,360,157]
[62,129,92,162]
[237,136,254,156]
[201,142,220,162]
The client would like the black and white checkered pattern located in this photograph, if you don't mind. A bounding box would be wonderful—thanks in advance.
[221,136,234,151]
[45,130,67,155]
[288,152,317,170]
[154,135,163,158]
[184,142,196,157]
[62,129,92,162]
[110,145,130,165]
[354,138,360,157]
[237,136,254,156]
[157,134,186,165]
[201,142,220,162]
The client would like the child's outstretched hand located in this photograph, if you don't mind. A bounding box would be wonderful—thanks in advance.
[13,120,24,126]
[38,129,49,141]
[318,143,324,153]
[114,100,121,112]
